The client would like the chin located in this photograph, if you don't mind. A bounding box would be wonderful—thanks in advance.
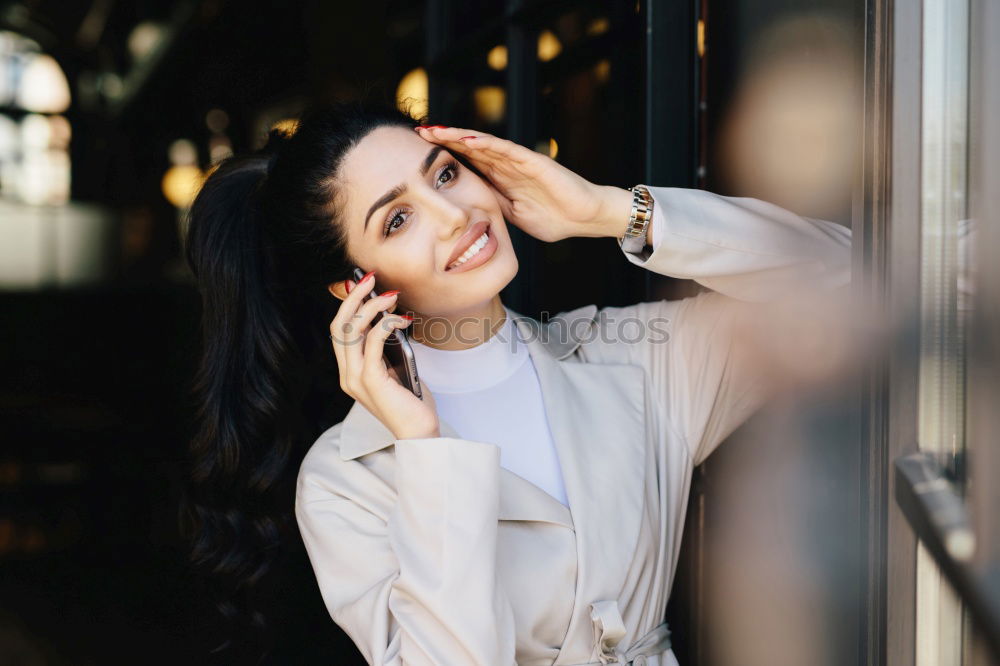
[458,253,518,304]
[421,251,518,316]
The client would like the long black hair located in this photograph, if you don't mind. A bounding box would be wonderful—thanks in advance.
[180,99,423,661]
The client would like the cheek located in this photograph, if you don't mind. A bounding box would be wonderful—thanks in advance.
[375,236,439,291]
[348,224,436,288]
[491,218,514,248]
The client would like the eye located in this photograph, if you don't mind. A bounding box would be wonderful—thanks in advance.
[382,160,461,237]
[384,207,407,236]
[437,160,458,186]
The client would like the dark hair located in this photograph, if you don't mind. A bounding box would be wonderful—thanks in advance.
[179,99,423,661]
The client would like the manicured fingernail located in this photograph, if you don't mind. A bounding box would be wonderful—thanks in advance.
[344,279,355,294]
[400,314,414,321]
[429,125,449,129]
[459,135,477,141]
[382,289,400,297]
[359,270,375,284]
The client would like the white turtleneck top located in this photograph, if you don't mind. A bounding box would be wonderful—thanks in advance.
[407,314,570,507]
[406,209,668,510]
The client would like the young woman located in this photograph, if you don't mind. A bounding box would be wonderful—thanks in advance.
[184,100,850,665]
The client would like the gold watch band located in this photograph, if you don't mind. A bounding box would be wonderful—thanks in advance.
[620,185,653,253]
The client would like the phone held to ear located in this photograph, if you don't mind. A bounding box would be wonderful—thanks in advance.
[352,267,423,399]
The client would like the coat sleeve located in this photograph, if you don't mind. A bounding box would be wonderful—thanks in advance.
[295,434,518,666]
[576,187,852,464]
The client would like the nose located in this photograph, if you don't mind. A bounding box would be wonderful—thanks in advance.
[431,192,468,240]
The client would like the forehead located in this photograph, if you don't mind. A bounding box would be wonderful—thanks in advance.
[341,125,429,209]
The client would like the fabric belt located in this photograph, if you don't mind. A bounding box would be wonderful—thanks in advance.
[565,600,672,665]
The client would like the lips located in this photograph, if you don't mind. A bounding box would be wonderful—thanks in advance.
[445,219,491,270]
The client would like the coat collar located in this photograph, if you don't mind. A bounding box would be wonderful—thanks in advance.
[336,303,648,662]
[338,302,599,462]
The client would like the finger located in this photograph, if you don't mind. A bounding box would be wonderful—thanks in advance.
[416,126,502,166]
[419,126,528,166]
[354,291,400,334]
[361,314,413,384]
[341,290,400,371]
[416,125,493,142]
[331,272,381,350]
[331,270,376,340]
[331,278,393,383]
[416,129,532,199]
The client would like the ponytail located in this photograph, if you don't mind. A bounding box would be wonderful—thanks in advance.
[182,130,307,659]
[179,101,421,661]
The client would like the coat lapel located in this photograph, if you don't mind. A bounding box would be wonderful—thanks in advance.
[339,398,574,526]
[338,304,649,660]
[508,307,649,662]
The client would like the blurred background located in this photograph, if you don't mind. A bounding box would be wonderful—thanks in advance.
[0,0,997,664]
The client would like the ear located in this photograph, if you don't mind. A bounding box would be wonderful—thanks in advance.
[327,279,353,301]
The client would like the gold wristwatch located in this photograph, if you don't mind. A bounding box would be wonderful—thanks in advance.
[620,184,653,254]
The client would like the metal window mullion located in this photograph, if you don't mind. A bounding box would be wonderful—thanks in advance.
[857,1,895,663]
[425,0,452,121]
[502,0,539,315]
[643,0,697,300]
[916,1,971,664]
[886,0,924,664]
[967,0,1000,662]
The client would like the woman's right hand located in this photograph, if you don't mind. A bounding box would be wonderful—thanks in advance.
[329,272,440,440]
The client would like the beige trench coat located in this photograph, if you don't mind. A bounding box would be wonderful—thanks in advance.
[295,187,852,665]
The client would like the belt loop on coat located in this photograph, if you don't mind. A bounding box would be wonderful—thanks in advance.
[588,600,672,665]
[589,600,627,663]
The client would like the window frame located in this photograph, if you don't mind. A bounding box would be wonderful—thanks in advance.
[864,0,1000,663]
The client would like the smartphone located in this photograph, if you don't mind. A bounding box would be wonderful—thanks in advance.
[352,267,422,399]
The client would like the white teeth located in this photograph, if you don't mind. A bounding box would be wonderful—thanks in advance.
[448,232,489,269]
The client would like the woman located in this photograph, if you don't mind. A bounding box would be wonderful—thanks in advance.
[184,100,850,664]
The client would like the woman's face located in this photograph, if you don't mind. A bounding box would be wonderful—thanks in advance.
[336,125,518,316]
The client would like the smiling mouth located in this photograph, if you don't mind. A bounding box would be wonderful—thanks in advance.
[446,228,490,270]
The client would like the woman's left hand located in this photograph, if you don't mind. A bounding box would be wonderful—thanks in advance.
[416,125,624,243]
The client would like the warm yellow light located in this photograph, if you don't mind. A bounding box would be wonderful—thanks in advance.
[593,59,611,84]
[473,86,505,124]
[537,30,562,62]
[533,137,558,159]
[697,20,706,58]
[161,165,205,209]
[396,68,428,120]
[586,17,609,36]
[487,45,507,70]
[271,118,299,136]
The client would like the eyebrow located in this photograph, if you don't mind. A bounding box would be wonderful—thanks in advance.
[364,145,446,232]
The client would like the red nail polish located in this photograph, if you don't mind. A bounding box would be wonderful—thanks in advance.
[382,289,400,297]
[430,125,448,129]
[400,314,414,321]
[345,279,355,294]
[414,125,429,130]
[459,135,477,141]
[360,270,375,285]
